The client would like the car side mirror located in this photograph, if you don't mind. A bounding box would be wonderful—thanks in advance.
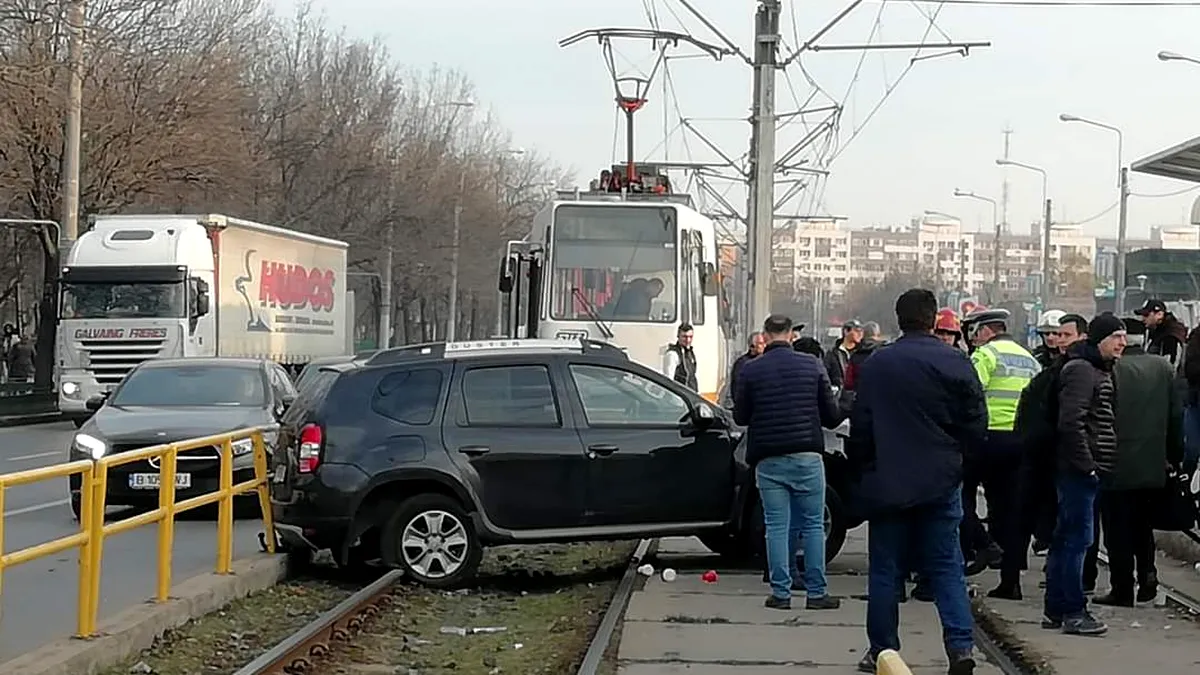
[690,401,717,427]
[85,395,106,412]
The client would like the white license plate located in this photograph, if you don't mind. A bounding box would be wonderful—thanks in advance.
[128,473,192,490]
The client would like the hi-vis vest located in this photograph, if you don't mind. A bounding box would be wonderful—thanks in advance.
[971,336,1041,431]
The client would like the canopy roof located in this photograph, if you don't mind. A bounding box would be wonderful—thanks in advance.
[1131,135,1200,184]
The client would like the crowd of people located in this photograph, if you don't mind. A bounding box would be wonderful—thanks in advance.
[708,291,1200,675]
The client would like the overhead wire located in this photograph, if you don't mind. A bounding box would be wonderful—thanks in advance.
[1132,184,1200,198]
[893,0,1200,6]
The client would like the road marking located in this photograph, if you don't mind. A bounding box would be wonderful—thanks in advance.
[3,499,69,517]
[7,451,61,462]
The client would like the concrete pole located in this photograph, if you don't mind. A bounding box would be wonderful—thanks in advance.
[61,0,86,245]
[1042,198,1052,300]
[746,1,779,335]
[447,167,466,342]
[1114,167,1130,315]
[379,222,393,349]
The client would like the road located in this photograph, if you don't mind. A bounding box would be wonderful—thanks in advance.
[0,422,266,662]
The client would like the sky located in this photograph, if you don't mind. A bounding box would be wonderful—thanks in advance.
[289,0,1200,240]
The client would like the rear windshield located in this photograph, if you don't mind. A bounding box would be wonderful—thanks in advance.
[281,368,338,426]
[112,365,267,407]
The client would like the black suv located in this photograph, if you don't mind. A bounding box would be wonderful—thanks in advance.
[270,339,854,587]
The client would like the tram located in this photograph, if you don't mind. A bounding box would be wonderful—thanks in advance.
[497,164,731,402]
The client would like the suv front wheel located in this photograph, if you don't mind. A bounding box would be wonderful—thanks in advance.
[380,494,482,588]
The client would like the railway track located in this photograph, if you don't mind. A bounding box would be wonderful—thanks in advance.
[1096,549,1200,615]
[231,539,655,675]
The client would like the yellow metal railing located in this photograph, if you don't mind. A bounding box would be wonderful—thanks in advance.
[876,649,914,675]
[0,426,278,638]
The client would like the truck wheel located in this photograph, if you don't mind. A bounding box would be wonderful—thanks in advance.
[380,494,481,589]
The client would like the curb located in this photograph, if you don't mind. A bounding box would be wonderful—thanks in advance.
[0,412,63,427]
[0,553,288,675]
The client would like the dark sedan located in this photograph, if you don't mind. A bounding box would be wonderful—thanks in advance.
[67,358,295,519]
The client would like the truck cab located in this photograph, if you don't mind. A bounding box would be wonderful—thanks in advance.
[58,217,215,423]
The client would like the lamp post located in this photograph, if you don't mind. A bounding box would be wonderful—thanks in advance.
[1158,50,1200,66]
[995,158,1050,299]
[953,189,999,301]
[1058,113,1129,313]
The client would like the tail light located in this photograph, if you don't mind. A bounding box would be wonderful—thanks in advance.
[297,423,323,474]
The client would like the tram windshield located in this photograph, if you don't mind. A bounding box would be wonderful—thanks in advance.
[550,204,677,323]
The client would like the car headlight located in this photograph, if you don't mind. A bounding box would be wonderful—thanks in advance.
[73,433,107,460]
[231,438,254,457]
[62,382,79,396]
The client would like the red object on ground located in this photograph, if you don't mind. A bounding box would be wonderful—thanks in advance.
[701,570,719,583]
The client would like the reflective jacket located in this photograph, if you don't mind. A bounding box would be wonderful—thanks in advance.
[971,334,1041,431]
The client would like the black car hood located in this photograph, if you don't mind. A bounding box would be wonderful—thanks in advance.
[83,406,271,444]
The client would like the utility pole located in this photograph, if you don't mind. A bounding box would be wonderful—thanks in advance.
[1115,167,1130,314]
[1000,127,1012,234]
[61,0,86,246]
[380,221,393,349]
[447,167,466,342]
[1042,198,1052,300]
[746,0,779,334]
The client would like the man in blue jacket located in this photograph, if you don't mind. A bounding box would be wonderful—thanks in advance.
[848,289,988,675]
[734,314,844,611]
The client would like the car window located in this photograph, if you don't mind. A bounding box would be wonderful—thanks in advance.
[372,368,443,425]
[281,369,337,426]
[569,364,690,425]
[461,365,560,427]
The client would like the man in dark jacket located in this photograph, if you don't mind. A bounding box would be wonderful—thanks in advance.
[663,323,698,390]
[1045,313,1124,637]
[734,314,843,612]
[726,331,765,408]
[1135,299,1187,368]
[6,334,35,382]
[848,289,986,675]
[824,319,863,390]
[1094,318,1183,607]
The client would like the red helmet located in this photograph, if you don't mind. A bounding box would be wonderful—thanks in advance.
[935,308,961,333]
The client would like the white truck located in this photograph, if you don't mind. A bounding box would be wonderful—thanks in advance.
[57,214,353,424]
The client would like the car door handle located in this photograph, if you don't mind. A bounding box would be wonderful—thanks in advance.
[587,444,619,457]
[458,445,491,457]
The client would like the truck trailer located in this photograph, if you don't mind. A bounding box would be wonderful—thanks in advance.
[57,214,352,424]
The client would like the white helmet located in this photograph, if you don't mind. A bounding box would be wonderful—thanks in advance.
[1036,309,1066,334]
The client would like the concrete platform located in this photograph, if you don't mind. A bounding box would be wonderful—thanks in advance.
[620,531,1003,674]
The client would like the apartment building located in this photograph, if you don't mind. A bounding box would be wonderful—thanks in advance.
[773,219,852,297]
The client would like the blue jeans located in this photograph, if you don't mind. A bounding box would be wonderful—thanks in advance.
[756,453,827,600]
[1044,471,1099,619]
[866,489,974,656]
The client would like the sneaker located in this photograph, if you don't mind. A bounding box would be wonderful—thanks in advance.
[856,650,877,673]
[763,595,791,610]
[947,651,976,675]
[1040,614,1063,630]
[805,594,841,610]
[964,544,1002,576]
[1062,612,1107,636]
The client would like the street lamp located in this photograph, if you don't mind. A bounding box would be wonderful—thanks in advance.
[953,189,999,300]
[1059,112,1130,313]
[995,158,1050,299]
[1158,50,1200,65]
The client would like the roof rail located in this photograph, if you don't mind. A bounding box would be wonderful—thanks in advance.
[363,342,444,366]
[363,338,632,365]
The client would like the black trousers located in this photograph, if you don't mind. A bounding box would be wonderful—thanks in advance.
[1099,489,1158,594]
[963,432,1026,584]
[1083,500,1101,591]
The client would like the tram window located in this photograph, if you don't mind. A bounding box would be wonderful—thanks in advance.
[550,205,678,323]
[690,231,706,326]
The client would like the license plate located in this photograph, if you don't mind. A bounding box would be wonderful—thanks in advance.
[128,473,192,490]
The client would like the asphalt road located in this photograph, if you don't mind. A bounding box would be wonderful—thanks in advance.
[0,421,267,662]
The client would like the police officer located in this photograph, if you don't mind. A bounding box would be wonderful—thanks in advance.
[962,307,1042,600]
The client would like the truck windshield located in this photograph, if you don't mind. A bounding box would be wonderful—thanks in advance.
[550,204,677,323]
[61,282,186,319]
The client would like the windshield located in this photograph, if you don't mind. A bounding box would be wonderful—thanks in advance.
[61,282,186,319]
[111,365,268,407]
[550,204,677,323]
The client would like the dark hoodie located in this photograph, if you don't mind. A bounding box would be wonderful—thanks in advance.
[1147,312,1188,368]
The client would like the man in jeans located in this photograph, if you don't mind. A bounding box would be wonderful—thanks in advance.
[734,314,844,611]
[847,289,987,674]
[1046,313,1124,636]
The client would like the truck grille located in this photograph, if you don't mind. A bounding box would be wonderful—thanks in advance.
[80,339,167,386]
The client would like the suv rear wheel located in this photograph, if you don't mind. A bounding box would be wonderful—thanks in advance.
[380,494,482,588]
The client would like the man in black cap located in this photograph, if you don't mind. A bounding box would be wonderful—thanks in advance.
[1134,299,1187,368]
[1044,312,1124,637]
[1092,317,1184,607]
[734,314,845,611]
[824,319,863,390]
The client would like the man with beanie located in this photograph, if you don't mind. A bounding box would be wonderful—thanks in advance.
[1044,313,1124,637]
[734,314,845,611]
[1094,317,1183,606]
